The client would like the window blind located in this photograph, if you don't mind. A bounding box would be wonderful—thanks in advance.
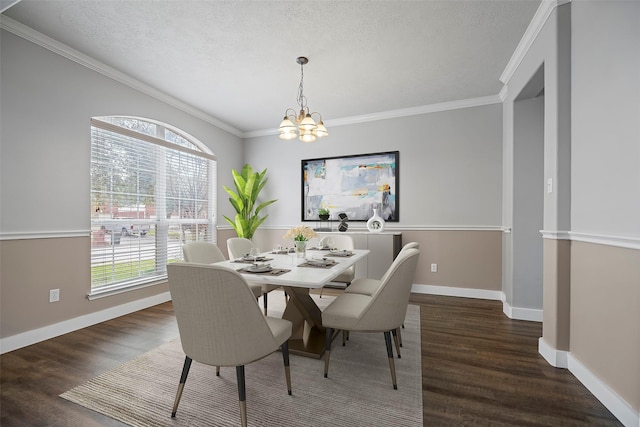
[90,117,216,295]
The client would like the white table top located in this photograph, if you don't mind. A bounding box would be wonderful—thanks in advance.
[214,248,369,289]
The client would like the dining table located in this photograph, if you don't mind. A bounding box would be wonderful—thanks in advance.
[214,248,370,358]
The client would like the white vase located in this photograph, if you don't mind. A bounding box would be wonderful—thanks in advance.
[295,240,307,258]
[366,207,385,233]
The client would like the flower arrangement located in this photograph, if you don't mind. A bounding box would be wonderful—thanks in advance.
[283,225,318,242]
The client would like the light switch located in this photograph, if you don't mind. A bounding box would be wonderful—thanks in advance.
[547,178,553,194]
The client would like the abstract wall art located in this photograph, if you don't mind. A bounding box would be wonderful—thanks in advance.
[301,151,399,222]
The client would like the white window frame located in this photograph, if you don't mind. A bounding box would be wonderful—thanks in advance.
[89,116,217,299]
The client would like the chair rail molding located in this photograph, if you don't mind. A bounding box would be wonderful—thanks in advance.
[541,230,640,251]
[0,230,90,240]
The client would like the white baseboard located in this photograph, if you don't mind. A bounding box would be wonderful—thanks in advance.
[412,284,543,322]
[0,292,172,354]
[568,354,639,427]
[538,337,568,368]
[411,284,503,301]
[503,301,543,322]
[537,339,638,427]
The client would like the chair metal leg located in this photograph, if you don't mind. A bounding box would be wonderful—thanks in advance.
[392,328,401,358]
[281,341,292,395]
[236,365,247,427]
[216,366,220,376]
[384,331,398,390]
[398,326,403,347]
[323,327,333,377]
[171,356,192,418]
[342,330,347,346]
[263,292,268,316]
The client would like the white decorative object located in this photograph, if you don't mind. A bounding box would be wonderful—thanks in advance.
[366,207,385,233]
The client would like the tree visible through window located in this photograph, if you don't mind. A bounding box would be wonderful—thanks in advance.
[90,116,216,295]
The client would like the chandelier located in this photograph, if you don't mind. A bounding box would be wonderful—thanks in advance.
[278,57,328,142]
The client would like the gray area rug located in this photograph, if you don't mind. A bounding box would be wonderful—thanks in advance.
[61,292,422,426]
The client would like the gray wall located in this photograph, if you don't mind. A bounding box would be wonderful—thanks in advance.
[571,1,640,236]
[502,3,572,315]
[245,104,504,229]
[513,96,544,309]
[0,30,245,235]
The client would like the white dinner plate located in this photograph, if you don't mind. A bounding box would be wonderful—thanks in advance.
[246,264,272,273]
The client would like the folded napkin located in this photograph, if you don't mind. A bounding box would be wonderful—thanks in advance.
[232,257,274,263]
[298,259,336,269]
[325,251,354,257]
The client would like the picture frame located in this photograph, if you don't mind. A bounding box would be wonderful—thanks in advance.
[301,151,399,222]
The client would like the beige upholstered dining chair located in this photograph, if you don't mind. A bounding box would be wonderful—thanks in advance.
[227,237,281,315]
[182,241,262,299]
[321,247,420,389]
[342,242,420,350]
[344,242,420,297]
[317,234,355,297]
[167,263,293,427]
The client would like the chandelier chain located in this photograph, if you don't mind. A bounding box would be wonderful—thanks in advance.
[297,61,307,110]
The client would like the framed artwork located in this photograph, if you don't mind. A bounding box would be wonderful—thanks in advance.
[301,151,399,222]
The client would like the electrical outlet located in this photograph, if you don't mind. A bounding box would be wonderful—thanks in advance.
[49,289,60,303]
[430,263,438,273]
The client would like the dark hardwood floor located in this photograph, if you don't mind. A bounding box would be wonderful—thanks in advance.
[1,292,621,426]
[413,294,621,426]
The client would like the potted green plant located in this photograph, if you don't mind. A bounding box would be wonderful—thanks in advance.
[223,164,277,240]
[318,208,330,221]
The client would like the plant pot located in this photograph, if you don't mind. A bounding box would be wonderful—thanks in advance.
[319,214,330,221]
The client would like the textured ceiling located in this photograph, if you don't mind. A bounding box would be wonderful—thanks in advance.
[2,0,541,135]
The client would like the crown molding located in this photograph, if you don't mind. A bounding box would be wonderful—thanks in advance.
[1,0,21,14]
[3,2,555,142]
[244,95,502,139]
[0,16,244,138]
[500,0,571,86]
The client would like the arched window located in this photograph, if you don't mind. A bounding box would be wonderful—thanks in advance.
[90,116,216,296]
